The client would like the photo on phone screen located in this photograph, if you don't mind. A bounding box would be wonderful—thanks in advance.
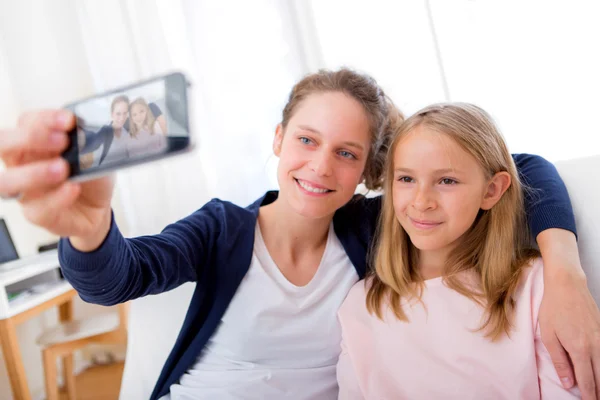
[62,72,191,180]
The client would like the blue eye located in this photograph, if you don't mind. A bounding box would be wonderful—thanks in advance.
[338,150,356,159]
[299,137,313,145]
[440,178,457,185]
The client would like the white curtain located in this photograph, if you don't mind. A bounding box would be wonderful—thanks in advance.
[73,0,206,236]
[73,0,321,236]
[72,1,314,398]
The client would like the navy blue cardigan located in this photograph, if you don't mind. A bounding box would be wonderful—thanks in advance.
[58,153,576,399]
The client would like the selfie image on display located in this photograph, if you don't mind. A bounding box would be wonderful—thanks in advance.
[63,72,191,179]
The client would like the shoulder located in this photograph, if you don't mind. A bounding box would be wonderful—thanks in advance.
[164,197,255,233]
[517,257,544,291]
[338,193,382,215]
[153,119,163,132]
[339,278,372,319]
[334,194,382,232]
[513,257,545,308]
[197,197,254,220]
[99,125,113,135]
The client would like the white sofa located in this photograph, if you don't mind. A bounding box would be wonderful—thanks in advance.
[118,155,600,400]
[555,155,600,303]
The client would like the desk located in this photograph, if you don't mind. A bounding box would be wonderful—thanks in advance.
[0,251,76,400]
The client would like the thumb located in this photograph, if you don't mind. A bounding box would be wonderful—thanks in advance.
[544,334,575,389]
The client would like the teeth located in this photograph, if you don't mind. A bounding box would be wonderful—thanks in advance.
[297,180,329,193]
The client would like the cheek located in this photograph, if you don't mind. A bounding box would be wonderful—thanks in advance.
[276,145,305,179]
[446,193,482,226]
[392,186,411,215]
[338,163,364,185]
[279,145,303,166]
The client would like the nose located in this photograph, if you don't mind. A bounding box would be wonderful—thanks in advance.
[308,149,334,177]
[412,184,437,213]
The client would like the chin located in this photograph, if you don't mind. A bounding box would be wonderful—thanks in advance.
[278,177,347,219]
[290,199,338,220]
[406,235,446,252]
[283,191,341,220]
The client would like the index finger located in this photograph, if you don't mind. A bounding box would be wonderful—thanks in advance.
[0,109,75,157]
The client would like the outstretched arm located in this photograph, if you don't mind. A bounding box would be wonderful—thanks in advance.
[59,200,228,306]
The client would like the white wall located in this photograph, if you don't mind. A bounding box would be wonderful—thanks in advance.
[310,0,600,161]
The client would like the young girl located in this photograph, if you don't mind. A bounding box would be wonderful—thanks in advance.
[128,97,167,158]
[336,103,582,399]
[0,71,591,400]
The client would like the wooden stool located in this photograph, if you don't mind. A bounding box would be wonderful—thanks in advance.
[36,303,128,400]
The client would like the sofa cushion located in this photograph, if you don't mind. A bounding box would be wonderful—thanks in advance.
[555,155,600,304]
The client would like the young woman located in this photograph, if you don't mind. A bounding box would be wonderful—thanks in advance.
[0,69,595,400]
[337,103,581,399]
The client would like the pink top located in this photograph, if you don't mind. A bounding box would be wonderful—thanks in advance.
[336,258,581,399]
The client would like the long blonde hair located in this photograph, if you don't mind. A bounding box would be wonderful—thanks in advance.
[129,97,157,138]
[366,103,538,340]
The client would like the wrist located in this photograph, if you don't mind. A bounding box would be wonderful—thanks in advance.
[536,228,586,282]
[70,208,112,252]
[542,255,587,287]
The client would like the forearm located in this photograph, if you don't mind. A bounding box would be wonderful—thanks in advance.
[59,212,197,305]
[537,228,586,282]
[59,213,143,305]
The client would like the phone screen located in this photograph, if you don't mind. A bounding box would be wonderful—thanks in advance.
[63,72,190,178]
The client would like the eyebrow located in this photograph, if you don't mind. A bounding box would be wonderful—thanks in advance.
[394,167,462,174]
[297,125,365,151]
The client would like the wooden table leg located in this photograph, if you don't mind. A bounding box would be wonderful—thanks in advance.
[58,299,73,322]
[0,318,31,400]
[58,299,75,399]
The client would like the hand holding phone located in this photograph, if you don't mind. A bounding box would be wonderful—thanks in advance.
[0,109,114,244]
[0,72,192,249]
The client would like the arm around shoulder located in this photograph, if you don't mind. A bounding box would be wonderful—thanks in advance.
[511,153,576,239]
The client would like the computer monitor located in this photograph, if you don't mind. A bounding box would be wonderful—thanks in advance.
[0,218,19,264]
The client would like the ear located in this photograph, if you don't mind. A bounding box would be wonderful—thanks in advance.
[273,124,284,157]
[480,171,511,210]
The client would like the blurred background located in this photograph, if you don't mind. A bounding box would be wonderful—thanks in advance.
[0,0,599,398]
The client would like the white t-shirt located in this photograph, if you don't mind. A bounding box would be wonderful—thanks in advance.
[166,222,359,400]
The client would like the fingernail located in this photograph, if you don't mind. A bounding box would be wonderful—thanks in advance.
[561,377,572,388]
[49,160,65,176]
[56,110,73,128]
[49,132,67,148]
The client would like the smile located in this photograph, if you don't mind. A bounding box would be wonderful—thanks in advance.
[295,179,333,195]
[409,217,442,230]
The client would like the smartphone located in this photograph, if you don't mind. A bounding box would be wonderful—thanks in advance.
[61,71,193,181]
